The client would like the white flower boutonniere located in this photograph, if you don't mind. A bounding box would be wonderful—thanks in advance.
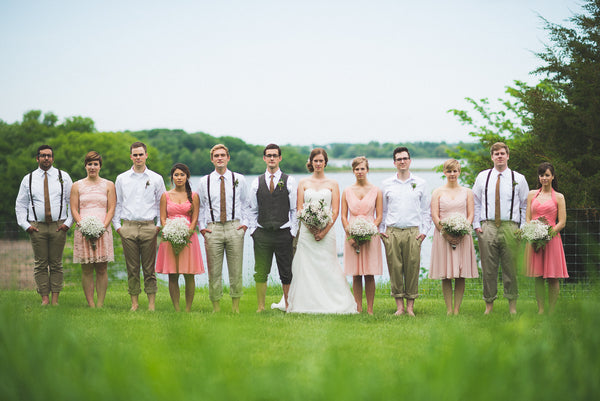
[277,179,285,190]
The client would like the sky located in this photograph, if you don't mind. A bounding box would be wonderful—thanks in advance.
[0,0,583,146]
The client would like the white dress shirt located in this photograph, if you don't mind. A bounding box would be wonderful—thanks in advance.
[380,173,432,235]
[112,167,166,230]
[472,167,529,229]
[247,169,298,235]
[15,166,73,231]
[197,170,250,230]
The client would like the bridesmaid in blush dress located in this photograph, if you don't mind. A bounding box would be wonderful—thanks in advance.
[341,157,383,315]
[156,163,205,312]
[71,151,116,308]
[525,162,568,314]
[429,159,478,315]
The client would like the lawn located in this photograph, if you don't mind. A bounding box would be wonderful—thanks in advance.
[1,275,598,401]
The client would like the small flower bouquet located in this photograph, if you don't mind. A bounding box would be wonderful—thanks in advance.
[161,217,192,256]
[346,217,379,253]
[440,213,472,249]
[516,217,555,252]
[297,199,332,230]
[78,216,106,251]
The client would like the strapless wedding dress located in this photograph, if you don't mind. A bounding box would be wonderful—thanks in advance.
[281,188,357,314]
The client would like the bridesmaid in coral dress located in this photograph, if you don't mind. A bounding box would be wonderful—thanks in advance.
[341,157,383,315]
[429,159,478,315]
[71,151,116,308]
[156,163,205,312]
[525,162,568,314]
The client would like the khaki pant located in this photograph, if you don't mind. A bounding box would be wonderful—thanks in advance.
[204,220,245,302]
[477,221,520,302]
[29,220,67,296]
[382,226,422,299]
[120,220,158,295]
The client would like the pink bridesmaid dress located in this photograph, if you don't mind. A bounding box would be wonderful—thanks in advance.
[73,179,114,264]
[429,188,478,279]
[526,189,569,278]
[156,192,205,275]
[343,186,383,276]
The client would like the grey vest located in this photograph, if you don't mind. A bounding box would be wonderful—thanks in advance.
[257,173,290,231]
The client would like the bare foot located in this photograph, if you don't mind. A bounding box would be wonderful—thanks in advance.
[130,304,139,311]
[256,307,265,313]
[407,310,415,317]
[394,309,405,316]
[148,304,155,312]
[484,303,493,315]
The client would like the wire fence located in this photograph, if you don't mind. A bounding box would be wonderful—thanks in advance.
[1,209,598,298]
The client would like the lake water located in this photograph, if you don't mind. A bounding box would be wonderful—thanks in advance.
[161,158,447,287]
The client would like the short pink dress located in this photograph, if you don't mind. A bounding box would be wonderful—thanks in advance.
[429,188,478,279]
[343,186,383,276]
[156,192,205,275]
[73,179,114,264]
[526,189,568,278]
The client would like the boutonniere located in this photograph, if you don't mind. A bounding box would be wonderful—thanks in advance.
[234,179,239,187]
[145,180,151,189]
[277,179,285,190]
[58,176,64,185]
[512,180,518,188]
[411,183,417,191]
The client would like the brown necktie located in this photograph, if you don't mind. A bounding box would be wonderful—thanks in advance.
[494,173,501,227]
[269,174,275,193]
[44,172,52,222]
[219,175,226,223]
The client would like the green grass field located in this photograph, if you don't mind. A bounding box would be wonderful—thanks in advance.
[1,272,599,401]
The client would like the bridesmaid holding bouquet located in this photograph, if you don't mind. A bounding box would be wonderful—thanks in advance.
[525,162,568,314]
[156,163,205,312]
[429,159,478,315]
[341,157,383,315]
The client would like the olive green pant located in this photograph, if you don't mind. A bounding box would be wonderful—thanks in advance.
[29,220,67,296]
[382,226,422,299]
[120,220,158,296]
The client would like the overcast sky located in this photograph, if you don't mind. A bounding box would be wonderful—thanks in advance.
[0,0,582,146]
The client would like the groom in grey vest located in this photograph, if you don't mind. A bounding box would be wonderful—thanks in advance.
[249,144,298,312]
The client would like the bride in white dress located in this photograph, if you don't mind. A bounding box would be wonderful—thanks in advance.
[282,148,357,314]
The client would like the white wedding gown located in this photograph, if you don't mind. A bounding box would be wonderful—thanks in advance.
[280,188,357,314]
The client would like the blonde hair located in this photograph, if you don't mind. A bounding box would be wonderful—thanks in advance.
[351,156,369,171]
[443,158,461,173]
[210,144,229,158]
[490,142,509,155]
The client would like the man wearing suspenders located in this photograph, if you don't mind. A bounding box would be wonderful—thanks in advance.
[473,142,529,314]
[15,145,73,306]
[198,144,250,313]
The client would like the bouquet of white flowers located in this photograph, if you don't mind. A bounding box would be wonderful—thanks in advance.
[78,215,106,250]
[516,217,555,252]
[297,199,332,230]
[440,213,472,249]
[346,217,379,253]
[161,217,192,256]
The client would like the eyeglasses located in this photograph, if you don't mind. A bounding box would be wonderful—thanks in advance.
[395,157,410,162]
[264,154,279,159]
[38,154,53,159]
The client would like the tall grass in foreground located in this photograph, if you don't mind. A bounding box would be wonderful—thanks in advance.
[1,285,599,401]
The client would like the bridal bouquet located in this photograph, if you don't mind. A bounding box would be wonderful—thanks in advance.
[297,199,332,230]
[516,217,555,252]
[78,215,105,251]
[347,217,379,254]
[161,217,192,256]
[440,213,472,249]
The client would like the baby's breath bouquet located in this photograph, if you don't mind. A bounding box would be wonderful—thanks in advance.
[440,213,472,249]
[161,217,192,256]
[516,217,555,252]
[346,217,379,253]
[298,199,332,230]
[78,216,106,250]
